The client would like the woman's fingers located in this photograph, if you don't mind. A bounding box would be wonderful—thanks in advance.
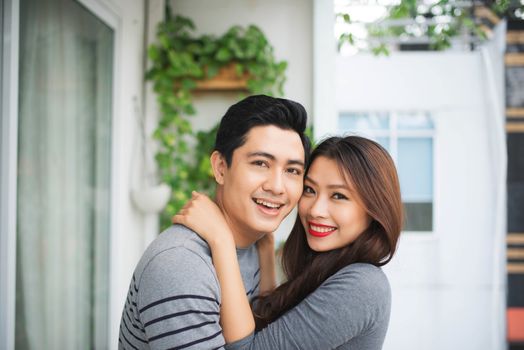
[172,192,213,225]
[172,214,185,225]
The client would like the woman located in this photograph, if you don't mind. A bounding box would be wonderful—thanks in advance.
[173,135,403,349]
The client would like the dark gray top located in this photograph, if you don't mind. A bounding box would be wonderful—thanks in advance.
[118,224,260,350]
[226,263,391,350]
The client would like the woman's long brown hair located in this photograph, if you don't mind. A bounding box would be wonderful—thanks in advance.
[253,136,403,329]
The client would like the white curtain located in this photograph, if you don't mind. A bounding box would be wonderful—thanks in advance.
[16,0,113,348]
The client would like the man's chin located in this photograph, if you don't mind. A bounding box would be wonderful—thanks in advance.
[249,222,281,236]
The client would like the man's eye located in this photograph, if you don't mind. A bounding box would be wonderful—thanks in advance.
[252,160,268,167]
[287,168,302,176]
[332,192,348,200]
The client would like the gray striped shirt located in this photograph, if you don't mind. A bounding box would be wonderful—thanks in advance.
[118,224,260,350]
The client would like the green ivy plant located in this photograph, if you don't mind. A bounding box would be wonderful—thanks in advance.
[146,13,287,228]
[338,0,522,55]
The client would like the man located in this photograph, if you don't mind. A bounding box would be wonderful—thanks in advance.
[119,95,310,349]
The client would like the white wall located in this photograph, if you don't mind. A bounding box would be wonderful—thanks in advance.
[169,0,313,133]
[333,45,506,349]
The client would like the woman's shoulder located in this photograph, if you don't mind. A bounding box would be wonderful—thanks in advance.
[327,263,391,300]
[338,262,387,277]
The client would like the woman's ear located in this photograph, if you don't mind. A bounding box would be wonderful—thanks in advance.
[210,150,226,185]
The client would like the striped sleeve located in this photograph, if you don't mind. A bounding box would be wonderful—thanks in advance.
[119,274,148,349]
[120,247,225,350]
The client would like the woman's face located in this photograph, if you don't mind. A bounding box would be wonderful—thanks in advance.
[298,156,372,252]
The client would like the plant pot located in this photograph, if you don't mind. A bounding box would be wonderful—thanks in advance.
[131,183,171,214]
[195,63,249,91]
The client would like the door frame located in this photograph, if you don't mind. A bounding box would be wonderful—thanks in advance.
[0,0,20,348]
[0,0,124,348]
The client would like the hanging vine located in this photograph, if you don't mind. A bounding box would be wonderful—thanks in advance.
[146,14,287,228]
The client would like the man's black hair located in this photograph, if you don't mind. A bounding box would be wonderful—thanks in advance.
[214,95,311,166]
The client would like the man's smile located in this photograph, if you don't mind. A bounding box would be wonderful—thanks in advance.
[252,197,285,216]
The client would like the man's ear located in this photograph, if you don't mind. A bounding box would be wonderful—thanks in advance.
[210,150,227,185]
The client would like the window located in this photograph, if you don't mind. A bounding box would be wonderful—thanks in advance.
[339,112,434,232]
[16,0,114,347]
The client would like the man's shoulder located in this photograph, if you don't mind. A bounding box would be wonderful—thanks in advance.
[152,224,210,255]
[133,224,213,284]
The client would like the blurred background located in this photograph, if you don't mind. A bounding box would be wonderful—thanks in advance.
[1,0,523,349]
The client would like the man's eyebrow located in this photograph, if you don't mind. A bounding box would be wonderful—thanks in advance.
[247,152,275,160]
[247,152,305,168]
[288,159,305,168]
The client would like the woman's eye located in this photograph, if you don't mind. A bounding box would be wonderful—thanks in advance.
[332,192,348,200]
[303,186,315,194]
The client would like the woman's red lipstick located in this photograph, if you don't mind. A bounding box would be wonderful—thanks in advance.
[308,222,337,237]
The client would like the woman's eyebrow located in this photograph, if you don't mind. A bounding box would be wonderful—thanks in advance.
[305,176,349,190]
[304,175,317,185]
[327,184,349,190]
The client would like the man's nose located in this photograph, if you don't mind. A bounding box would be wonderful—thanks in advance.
[262,170,285,195]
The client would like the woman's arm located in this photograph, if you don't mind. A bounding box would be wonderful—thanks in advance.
[256,233,277,294]
[172,192,256,343]
[225,264,391,350]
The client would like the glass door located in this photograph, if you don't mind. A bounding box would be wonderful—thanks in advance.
[16,0,113,348]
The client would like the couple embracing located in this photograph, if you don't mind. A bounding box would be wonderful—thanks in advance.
[119,95,402,350]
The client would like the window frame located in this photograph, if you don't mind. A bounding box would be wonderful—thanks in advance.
[75,0,123,347]
[338,110,437,236]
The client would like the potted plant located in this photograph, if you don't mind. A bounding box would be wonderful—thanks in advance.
[146,12,288,228]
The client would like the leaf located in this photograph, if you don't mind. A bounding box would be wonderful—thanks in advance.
[215,47,232,62]
[371,44,390,56]
[167,50,181,68]
[234,63,244,77]
[174,15,196,31]
[206,63,220,78]
[181,79,197,90]
[148,45,160,61]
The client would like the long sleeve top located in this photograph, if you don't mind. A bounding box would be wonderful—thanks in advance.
[226,263,391,350]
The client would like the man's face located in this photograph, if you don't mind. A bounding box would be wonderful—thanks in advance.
[218,125,305,246]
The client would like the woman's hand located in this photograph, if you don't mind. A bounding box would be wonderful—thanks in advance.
[174,191,256,341]
[256,232,275,253]
[172,191,233,247]
[256,232,277,294]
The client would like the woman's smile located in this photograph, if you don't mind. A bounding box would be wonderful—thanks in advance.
[307,221,337,237]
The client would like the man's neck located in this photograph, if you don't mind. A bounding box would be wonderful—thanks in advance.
[214,191,259,249]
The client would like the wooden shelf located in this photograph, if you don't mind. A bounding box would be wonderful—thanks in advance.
[507,31,524,44]
[506,122,524,133]
[507,108,524,118]
[195,64,249,92]
[505,53,524,66]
